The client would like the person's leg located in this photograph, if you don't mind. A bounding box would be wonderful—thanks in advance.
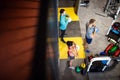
[84,37,89,50]
[69,60,73,67]
[84,38,88,50]
[85,37,92,53]
[68,56,73,67]
[68,56,75,69]
[60,30,66,43]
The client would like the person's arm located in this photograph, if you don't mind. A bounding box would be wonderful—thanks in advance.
[91,33,94,38]
[88,27,95,38]
[65,14,69,17]
[75,50,78,56]
[91,26,99,37]
[73,46,78,56]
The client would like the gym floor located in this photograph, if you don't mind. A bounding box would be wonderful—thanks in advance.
[58,0,120,80]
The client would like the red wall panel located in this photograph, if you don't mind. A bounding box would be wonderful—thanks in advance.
[0,18,38,30]
[0,1,40,80]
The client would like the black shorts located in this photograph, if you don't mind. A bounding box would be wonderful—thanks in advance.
[68,56,75,60]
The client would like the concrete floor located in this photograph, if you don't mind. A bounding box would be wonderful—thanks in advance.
[59,0,120,80]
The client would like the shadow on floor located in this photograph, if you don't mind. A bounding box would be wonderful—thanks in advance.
[61,65,76,80]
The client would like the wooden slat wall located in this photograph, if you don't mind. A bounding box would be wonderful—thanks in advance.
[0,1,40,80]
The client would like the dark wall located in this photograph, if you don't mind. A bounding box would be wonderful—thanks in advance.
[0,1,40,80]
[46,1,59,80]
[30,0,59,80]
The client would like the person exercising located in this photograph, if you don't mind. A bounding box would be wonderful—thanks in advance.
[67,41,78,69]
[59,9,71,43]
[85,19,99,53]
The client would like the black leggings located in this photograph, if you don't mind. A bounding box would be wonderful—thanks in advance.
[60,30,66,40]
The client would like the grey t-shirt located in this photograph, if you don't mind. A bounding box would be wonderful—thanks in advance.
[86,24,99,39]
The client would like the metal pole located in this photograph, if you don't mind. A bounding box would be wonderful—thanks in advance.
[74,0,81,15]
[104,0,112,13]
[114,6,120,20]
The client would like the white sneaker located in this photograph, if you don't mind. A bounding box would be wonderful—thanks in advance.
[69,66,75,70]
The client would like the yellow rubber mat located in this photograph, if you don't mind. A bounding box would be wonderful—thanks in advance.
[59,37,85,59]
[58,7,79,21]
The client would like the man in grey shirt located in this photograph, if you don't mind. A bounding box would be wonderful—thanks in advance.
[85,19,99,53]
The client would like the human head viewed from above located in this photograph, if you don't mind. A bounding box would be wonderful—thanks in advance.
[66,41,78,50]
[89,19,96,26]
[67,41,73,47]
[60,9,65,15]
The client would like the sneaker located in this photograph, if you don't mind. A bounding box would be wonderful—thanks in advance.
[69,66,75,70]
[85,49,90,53]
